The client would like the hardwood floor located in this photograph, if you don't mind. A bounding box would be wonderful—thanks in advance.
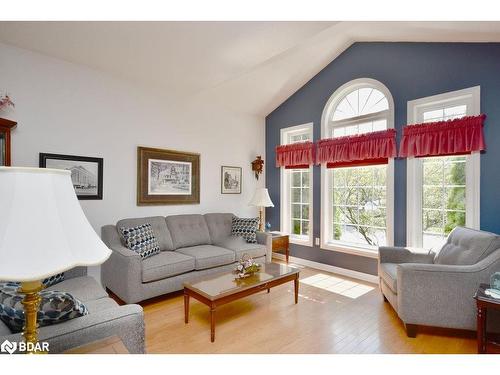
[141,262,476,354]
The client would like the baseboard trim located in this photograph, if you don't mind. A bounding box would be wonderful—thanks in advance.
[272,253,379,284]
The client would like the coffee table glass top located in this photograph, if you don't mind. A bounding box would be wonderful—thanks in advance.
[183,262,299,300]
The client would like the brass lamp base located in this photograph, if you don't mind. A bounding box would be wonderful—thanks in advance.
[258,207,264,232]
[20,281,45,354]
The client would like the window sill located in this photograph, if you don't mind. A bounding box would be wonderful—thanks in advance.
[290,236,313,247]
[321,242,379,259]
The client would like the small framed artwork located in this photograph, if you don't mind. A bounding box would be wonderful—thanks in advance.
[39,153,103,200]
[221,166,242,194]
[137,146,200,205]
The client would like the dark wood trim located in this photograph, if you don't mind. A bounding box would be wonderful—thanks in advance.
[39,153,103,200]
[184,272,299,342]
[137,146,200,205]
[0,118,17,167]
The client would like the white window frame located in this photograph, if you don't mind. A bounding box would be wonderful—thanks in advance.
[280,122,314,247]
[320,78,395,258]
[406,86,481,248]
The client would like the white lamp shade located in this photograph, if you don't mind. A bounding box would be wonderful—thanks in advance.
[249,188,274,207]
[0,167,111,281]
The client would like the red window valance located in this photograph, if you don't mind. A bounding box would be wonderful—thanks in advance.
[276,141,315,169]
[399,114,486,158]
[316,129,397,168]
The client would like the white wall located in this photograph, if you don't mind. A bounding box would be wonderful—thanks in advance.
[0,42,266,280]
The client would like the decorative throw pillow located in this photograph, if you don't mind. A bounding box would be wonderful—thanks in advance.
[42,273,65,287]
[231,217,259,244]
[119,223,161,259]
[0,282,88,333]
[1,273,66,290]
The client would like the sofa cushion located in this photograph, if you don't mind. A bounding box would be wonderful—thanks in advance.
[220,236,266,260]
[434,227,500,265]
[141,251,195,282]
[119,223,161,260]
[166,214,212,249]
[117,216,174,251]
[44,276,108,302]
[176,245,235,270]
[231,217,259,243]
[205,213,234,245]
[379,263,398,293]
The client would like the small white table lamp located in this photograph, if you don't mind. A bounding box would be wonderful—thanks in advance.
[249,188,274,231]
[0,167,111,353]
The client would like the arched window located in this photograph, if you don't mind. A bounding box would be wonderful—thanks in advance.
[321,79,394,256]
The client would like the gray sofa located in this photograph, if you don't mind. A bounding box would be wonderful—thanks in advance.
[379,227,500,337]
[0,267,145,353]
[101,213,272,304]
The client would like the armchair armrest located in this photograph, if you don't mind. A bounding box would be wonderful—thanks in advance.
[101,225,142,303]
[256,231,273,262]
[379,246,434,265]
[1,304,145,353]
[396,249,500,329]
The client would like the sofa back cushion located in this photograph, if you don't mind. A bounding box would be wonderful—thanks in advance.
[166,214,211,249]
[117,216,174,251]
[204,213,234,245]
[434,227,500,265]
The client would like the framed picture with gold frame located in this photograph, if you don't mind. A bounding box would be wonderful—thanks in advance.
[137,146,200,205]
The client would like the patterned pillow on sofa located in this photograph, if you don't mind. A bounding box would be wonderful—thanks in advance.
[119,223,161,260]
[0,282,88,333]
[231,217,259,244]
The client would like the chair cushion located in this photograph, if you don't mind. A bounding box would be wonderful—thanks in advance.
[119,223,161,260]
[434,227,500,265]
[231,217,259,243]
[117,216,174,251]
[176,245,235,270]
[166,214,212,249]
[44,276,108,302]
[84,297,119,314]
[379,263,398,293]
[220,236,267,260]
[141,251,195,283]
[205,213,234,245]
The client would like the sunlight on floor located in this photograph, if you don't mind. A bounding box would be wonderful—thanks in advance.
[301,273,374,298]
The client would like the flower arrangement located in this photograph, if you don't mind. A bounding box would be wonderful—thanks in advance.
[0,94,15,111]
[234,254,261,279]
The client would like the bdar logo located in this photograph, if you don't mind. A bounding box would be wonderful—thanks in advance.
[1,339,17,354]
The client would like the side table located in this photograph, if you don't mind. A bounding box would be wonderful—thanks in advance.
[270,232,290,263]
[474,284,500,354]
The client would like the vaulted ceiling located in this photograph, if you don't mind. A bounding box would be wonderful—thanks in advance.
[1,21,500,116]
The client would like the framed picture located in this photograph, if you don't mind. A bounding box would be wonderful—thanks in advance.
[221,166,242,194]
[137,146,200,205]
[39,153,103,200]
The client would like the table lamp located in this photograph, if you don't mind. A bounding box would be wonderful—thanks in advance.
[0,167,111,353]
[249,187,274,231]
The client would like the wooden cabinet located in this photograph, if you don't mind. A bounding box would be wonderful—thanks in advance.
[0,118,17,166]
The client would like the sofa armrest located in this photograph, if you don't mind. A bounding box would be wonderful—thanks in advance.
[379,246,434,265]
[1,304,145,354]
[101,225,142,303]
[257,231,273,262]
[396,249,500,329]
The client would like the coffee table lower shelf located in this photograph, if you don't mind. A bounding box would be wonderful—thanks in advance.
[184,272,299,342]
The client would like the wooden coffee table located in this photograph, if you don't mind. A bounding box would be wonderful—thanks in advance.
[183,262,299,342]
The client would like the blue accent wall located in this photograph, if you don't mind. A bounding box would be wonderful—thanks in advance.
[265,42,500,275]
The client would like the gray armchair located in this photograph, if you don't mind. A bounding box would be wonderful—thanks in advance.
[379,227,500,337]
